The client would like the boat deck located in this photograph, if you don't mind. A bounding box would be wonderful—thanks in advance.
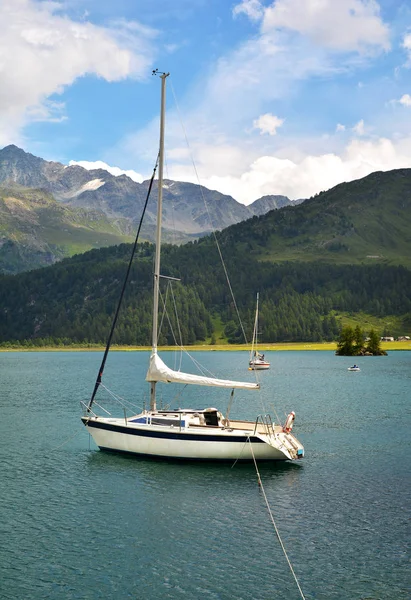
[228,420,283,433]
[188,419,283,434]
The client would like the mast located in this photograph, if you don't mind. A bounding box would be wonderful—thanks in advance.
[255,291,259,352]
[150,70,169,412]
[250,292,259,361]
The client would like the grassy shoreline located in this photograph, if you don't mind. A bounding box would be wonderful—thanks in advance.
[1,341,410,352]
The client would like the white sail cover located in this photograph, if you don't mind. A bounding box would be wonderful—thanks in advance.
[146,353,259,390]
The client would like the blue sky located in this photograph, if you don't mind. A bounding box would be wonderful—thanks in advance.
[1,0,411,204]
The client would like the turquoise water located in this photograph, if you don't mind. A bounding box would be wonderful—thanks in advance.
[0,350,409,600]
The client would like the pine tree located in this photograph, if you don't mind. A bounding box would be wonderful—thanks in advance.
[353,325,364,354]
[336,326,356,355]
[365,328,387,355]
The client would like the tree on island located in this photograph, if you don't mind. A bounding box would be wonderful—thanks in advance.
[336,326,356,356]
[353,325,364,354]
[365,328,386,355]
[336,326,387,356]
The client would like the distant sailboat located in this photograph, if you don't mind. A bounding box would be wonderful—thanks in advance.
[249,293,270,370]
[81,72,304,462]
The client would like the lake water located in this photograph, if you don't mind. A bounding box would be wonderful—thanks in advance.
[0,350,409,600]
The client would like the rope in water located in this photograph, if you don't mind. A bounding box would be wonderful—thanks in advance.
[51,429,85,450]
[247,439,307,600]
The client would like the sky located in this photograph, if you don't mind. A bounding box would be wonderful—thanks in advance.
[1,0,411,205]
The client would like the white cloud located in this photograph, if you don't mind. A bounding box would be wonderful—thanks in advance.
[82,0,409,210]
[399,94,411,106]
[118,1,393,177]
[262,0,390,52]
[26,100,68,123]
[117,24,350,178]
[69,160,144,183]
[403,32,411,65]
[185,136,411,204]
[0,0,157,146]
[353,119,365,135]
[253,113,284,135]
[233,0,264,22]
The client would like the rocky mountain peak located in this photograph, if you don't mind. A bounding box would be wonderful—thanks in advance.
[0,144,294,238]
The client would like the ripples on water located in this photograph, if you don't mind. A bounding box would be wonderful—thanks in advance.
[0,351,410,599]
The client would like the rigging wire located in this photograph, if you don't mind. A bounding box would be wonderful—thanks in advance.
[167,79,274,418]
[158,283,171,341]
[247,440,307,600]
[98,383,144,412]
[268,401,283,428]
[164,155,179,247]
[169,283,184,368]
[158,283,224,380]
[87,154,159,411]
[158,286,179,346]
[158,281,184,372]
[169,78,251,352]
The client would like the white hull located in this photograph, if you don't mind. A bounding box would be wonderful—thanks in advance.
[82,78,305,467]
[249,361,270,370]
[82,417,304,461]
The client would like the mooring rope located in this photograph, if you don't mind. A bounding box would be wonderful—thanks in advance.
[51,429,86,450]
[247,439,307,600]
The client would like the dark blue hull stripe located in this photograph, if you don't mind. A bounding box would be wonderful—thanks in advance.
[82,418,264,443]
[98,447,274,462]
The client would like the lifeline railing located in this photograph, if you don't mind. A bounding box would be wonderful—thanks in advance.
[253,414,275,437]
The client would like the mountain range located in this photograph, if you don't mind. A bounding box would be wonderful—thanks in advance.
[0,145,298,273]
[0,165,410,345]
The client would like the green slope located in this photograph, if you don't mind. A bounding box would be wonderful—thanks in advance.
[0,185,132,273]
[220,169,411,267]
[1,169,411,345]
[0,238,410,345]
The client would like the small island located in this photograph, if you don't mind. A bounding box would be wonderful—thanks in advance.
[336,326,387,356]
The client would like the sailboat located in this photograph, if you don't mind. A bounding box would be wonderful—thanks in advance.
[249,293,270,370]
[81,72,304,462]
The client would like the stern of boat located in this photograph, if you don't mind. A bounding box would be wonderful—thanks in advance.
[249,412,304,461]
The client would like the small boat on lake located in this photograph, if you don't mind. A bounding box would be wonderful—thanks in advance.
[249,293,270,370]
[249,352,270,370]
[81,72,304,462]
[348,365,361,371]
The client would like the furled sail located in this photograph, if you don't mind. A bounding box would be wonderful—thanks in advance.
[146,353,259,390]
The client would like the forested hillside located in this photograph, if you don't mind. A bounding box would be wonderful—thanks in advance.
[220,168,411,267]
[1,167,410,346]
[1,239,410,346]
